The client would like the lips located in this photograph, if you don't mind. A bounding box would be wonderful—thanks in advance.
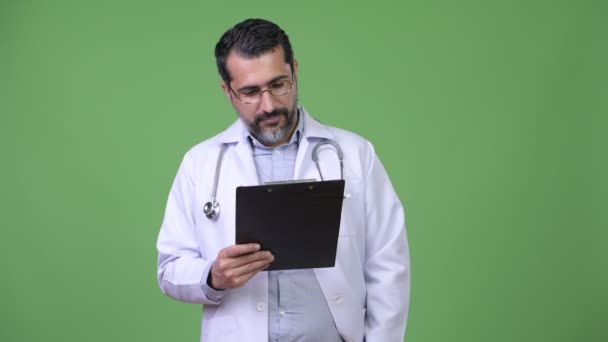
[255,109,288,127]
[260,114,282,126]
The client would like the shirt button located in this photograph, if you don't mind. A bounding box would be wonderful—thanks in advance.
[256,302,265,312]
[280,310,285,317]
[334,296,344,304]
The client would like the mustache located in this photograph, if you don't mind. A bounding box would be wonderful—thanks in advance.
[254,108,289,125]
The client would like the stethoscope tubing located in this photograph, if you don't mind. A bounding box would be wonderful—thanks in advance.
[204,138,343,220]
[312,138,344,181]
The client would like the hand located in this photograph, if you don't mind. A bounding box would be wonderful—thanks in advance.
[209,244,274,290]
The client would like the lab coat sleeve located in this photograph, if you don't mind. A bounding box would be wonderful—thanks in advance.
[157,153,222,305]
[362,142,411,341]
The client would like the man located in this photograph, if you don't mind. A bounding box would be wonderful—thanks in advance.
[157,18,410,342]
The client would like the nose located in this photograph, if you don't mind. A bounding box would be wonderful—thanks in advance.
[258,90,276,113]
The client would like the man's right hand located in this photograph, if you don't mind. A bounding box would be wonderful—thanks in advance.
[208,244,274,290]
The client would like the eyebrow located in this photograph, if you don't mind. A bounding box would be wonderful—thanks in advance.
[236,74,290,93]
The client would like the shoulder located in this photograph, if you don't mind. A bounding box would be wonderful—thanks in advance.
[181,135,219,166]
[325,124,371,148]
[179,120,239,170]
[186,134,223,157]
[322,122,376,157]
[303,109,375,156]
[314,121,379,181]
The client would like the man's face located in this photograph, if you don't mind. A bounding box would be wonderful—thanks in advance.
[221,46,299,147]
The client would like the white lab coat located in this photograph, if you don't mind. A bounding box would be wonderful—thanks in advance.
[157,108,410,342]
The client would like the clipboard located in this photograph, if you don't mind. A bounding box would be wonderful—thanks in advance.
[235,179,345,271]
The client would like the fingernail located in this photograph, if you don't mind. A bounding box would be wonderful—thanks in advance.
[254,244,261,250]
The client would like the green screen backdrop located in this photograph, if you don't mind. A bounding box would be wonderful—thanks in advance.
[1,0,606,341]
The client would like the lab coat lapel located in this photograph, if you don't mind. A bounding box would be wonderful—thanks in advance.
[294,107,335,181]
[296,109,354,337]
[233,140,259,185]
[218,117,259,186]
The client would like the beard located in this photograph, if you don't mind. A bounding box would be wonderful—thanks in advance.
[247,102,298,146]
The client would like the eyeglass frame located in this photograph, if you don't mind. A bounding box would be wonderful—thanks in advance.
[228,65,296,105]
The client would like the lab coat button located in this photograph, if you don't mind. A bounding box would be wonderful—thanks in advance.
[256,302,265,311]
[280,310,285,317]
[334,296,343,304]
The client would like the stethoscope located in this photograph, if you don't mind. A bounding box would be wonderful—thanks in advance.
[203,138,344,220]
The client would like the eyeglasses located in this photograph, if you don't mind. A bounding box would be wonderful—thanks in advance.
[230,76,295,104]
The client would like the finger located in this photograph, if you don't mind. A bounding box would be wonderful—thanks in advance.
[220,251,273,270]
[231,261,275,287]
[221,243,261,258]
[212,256,273,289]
[228,255,275,278]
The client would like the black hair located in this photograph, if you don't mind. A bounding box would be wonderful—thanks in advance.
[215,18,294,84]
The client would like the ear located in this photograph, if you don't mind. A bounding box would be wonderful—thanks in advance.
[220,81,232,100]
[292,59,299,79]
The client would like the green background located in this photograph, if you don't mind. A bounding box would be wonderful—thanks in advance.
[1,0,606,341]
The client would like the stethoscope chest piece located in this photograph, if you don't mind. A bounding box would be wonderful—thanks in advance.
[203,200,220,220]
[204,144,227,220]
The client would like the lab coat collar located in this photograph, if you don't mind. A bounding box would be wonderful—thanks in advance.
[216,105,334,145]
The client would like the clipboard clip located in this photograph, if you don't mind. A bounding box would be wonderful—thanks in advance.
[263,179,351,199]
[263,179,317,185]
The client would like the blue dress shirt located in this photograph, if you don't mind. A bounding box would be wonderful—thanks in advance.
[250,113,343,342]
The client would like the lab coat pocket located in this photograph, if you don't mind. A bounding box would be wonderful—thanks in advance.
[201,310,237,340]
